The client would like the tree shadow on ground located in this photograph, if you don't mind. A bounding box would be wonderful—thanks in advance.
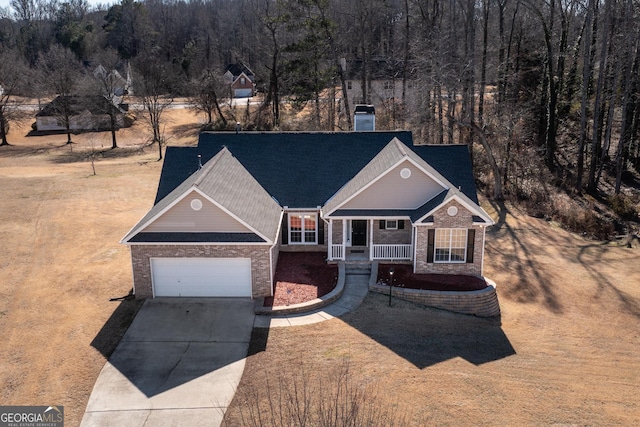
[340,293,515,368]
[90,294,144,360]
[48,146,149,164]
[577,242,640,318]
[485,200,563,313]
[170,122,201,140]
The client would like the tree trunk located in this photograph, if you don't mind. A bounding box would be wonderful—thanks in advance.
[0,112,9,146]
[110,115,118,149]
[478,0,489,124]
[615,22,640,193]
[460,121,504,200]
[587,0,612,192]
[576,0,595,192]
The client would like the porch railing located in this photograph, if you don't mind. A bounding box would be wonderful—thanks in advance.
[371,244,412,260]
[331,244,344,260]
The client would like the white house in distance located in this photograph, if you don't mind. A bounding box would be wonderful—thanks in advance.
[35,96,126,132]
[341,58,415,108]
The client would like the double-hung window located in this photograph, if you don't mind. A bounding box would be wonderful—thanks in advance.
[385,220,398,230]
[434,229,467,262]
[289,213,317,244]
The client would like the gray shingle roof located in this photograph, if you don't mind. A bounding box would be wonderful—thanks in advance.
[179,132,419,208]
[126,131,492,245]
[122,147,282,244]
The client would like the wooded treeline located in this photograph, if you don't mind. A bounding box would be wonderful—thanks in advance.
[0,0,639,219]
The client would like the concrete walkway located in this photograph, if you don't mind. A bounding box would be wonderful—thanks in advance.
[81,298,255,427]
[254,267,371,328]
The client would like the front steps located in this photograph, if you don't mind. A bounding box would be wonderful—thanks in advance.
[344,261,372,276]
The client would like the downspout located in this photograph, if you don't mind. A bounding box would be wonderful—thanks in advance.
[269,210,285,297]
[480,226,486,277]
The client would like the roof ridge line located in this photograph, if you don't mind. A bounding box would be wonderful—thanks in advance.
[193,148,227,187]
[393,137,408,156]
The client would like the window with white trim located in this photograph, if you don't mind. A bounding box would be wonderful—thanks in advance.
[289,213,317,244]
[385,220,398,230]
[434,229,467,262]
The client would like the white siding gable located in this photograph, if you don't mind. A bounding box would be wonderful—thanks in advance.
[142,190,252,233]
[341,160,444,210]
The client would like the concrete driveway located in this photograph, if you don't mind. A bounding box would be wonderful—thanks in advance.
[81,298,255,427]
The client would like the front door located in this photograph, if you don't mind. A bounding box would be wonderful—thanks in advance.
[351,220,367,246]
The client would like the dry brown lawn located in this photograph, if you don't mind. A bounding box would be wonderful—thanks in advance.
[0,107,638,426]
[0,108,202,426]
[224,205,640,425]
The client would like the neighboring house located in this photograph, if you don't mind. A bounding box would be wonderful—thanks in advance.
[342,58,416,107]
[223,62,255,98]
[121,131,494,299]
[93,63,133,105]
[35,95,125,132]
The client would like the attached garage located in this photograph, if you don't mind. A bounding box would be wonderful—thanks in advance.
[233,88,253,98]
[151,258,252,297]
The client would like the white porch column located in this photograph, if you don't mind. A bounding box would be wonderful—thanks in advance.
[328,219,333,260]
[412,225,417,273]
[343,220,348,259]
[369,219,374,260]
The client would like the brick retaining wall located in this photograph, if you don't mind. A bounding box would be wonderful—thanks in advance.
[369,262,500,317]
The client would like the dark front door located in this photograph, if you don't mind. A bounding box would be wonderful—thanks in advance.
[351,220,367,246]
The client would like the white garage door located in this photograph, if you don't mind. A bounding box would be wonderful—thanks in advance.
[233,88,253,98]
[151,258,252,297]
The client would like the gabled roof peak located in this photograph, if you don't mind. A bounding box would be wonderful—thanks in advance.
[193,146,229,187]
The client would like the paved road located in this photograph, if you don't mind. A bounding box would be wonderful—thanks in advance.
[81,298,255,427]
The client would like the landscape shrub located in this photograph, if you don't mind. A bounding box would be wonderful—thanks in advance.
[549,193,615,239]
[608,194,638,221]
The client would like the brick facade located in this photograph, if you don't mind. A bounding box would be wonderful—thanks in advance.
[331,219,343,244]
[130,244,273,299]
[372,220,412,244]
[414,200,485,276]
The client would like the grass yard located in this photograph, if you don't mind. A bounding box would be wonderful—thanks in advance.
[223,202,640,426]
[0,108,639,426]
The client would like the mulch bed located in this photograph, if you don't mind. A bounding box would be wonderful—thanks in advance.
[377,264,487,291]
[264,252,338,307]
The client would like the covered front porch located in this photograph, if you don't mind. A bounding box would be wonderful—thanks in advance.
[327,218,413,262]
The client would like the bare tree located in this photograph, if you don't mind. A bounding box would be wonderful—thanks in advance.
[189,69,227,127]
[0,49,29,146]
[81,49,131,149]
[134,50,173,160]
[38,45,81,145]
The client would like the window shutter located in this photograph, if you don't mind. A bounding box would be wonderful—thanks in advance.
[427,229,435,263]
[398,220,405,229]
[281,213,288,244]
[318,218,325,244]
[379,220,386,229]
[466,229,475,263]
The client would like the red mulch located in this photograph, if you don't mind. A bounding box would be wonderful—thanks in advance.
[377,264,487,291]
[264,252,338,307]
